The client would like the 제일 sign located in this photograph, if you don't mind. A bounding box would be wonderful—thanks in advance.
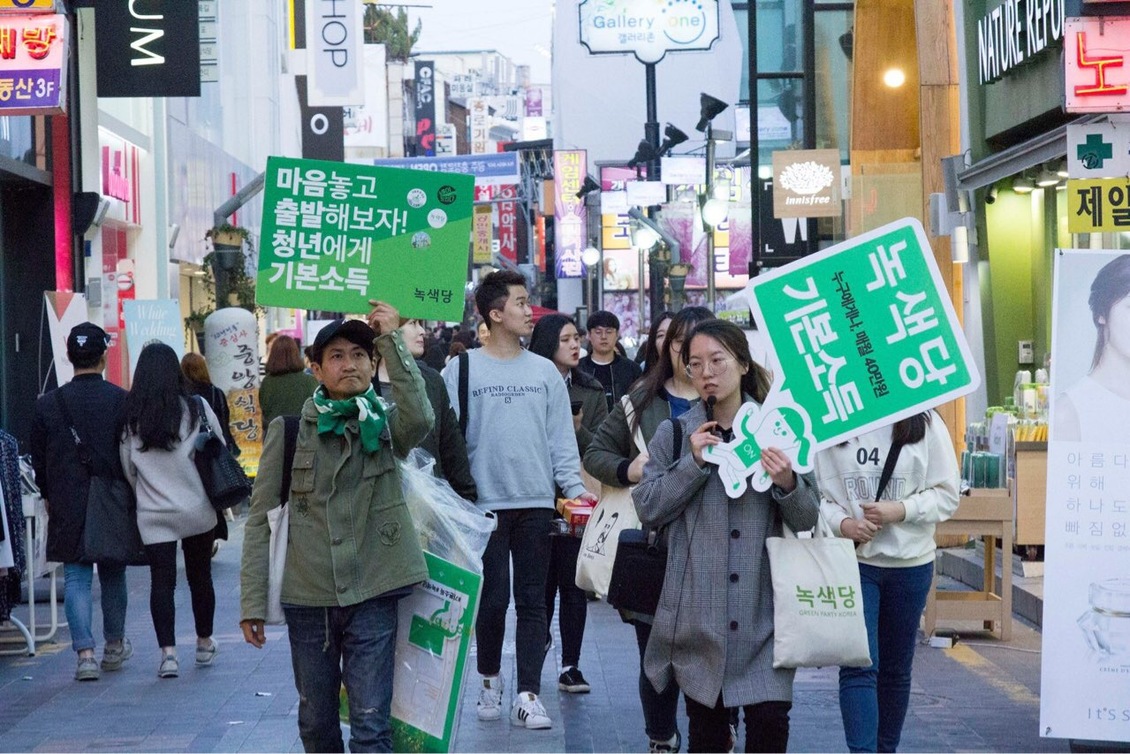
[579,0,720,64]
[257,156,474,322]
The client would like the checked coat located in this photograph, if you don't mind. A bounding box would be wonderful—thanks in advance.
[632,399,820,709]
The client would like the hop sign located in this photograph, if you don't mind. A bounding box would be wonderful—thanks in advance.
[707,219,979,497]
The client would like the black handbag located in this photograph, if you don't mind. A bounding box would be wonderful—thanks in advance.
[55,393,146,566]
[193,396,253,511]
[606,527,667,616]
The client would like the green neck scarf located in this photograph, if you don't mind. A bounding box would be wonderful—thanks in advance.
[311,384,388,453]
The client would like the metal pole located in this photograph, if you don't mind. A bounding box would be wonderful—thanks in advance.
[644,63,661,180]
[638,245,646,335]
[706,124,716,309]
[748,1,761,278]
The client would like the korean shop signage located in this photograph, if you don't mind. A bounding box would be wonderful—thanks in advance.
[554,150,588,279]
[414,60,436,157]
[976,0,1065,85]
[257,156,475,322]
[0,1,55,11]
[772,149,842,219]
[374,153,521,189]
[0,12,67,116]
[578,0,721,64]
[1067,178,1130,232]
[95,0,200,97]
[1064,16,1130,114]
[746,218,979,457]
[1067,122,1130,179]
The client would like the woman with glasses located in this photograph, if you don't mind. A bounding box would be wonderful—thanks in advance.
[583,306,713,753]
[634,319,820,753]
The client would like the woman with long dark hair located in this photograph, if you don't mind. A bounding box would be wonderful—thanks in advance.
[582,305,713,752]
[634,319,819,753]
[815,411,958,752]
[528,313,608,695]
[638,310,675,374]
[120,343,222,679]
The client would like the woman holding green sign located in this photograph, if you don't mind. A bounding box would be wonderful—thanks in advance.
[815,412,959,752]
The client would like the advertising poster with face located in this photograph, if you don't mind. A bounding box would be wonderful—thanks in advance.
[1041,249,1130,743]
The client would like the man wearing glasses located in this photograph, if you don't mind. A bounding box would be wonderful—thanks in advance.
[579,310,642,412]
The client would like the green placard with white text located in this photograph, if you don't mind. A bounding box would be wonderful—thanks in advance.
[747,217,979,452]
[257,156,474,321]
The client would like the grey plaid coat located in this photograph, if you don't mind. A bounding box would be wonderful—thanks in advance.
[633,401,820,708]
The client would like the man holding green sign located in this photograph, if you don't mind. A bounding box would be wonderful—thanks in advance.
[257,157,475,323]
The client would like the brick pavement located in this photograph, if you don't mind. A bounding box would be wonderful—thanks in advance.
[0,518,1071,752]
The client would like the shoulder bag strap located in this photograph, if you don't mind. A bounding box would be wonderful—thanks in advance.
[621,395,647,456]
[194,395,214,435]
[277,415,300,508]
[54,390,83,449]
[457,350,469,439]
[875,441,904,502]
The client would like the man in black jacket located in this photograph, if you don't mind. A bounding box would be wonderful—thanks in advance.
[30,323,132,682]
[374,318,477,501]
[579,310,642,413]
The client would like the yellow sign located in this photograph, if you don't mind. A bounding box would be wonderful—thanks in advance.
[1067,178,1130,233]
[0,1,56,11]
[472,204,493,265]
[228,388,263,478]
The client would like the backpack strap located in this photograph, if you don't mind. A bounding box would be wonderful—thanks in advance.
[278,416,300,508]
[670,416,683,461]
[457,350,469,438]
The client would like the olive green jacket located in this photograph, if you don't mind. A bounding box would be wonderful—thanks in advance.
[240,330,434,618]
[583,386,694,488]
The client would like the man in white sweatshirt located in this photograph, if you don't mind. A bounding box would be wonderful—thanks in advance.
[443,270,596,731]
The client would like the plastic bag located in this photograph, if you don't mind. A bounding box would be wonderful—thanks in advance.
[400,449,495,574]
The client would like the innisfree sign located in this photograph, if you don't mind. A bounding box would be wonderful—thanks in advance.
[579,0,721,64]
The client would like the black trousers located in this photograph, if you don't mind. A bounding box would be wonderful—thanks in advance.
[685,694,791,753]
[144,528,216,648]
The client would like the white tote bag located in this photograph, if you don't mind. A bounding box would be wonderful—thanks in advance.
[265,504,289,625]
[766,518,871,669]
[575,397,646,597]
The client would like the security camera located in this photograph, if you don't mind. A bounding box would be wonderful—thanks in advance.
[696,93,729,131]
[985,185,999,205]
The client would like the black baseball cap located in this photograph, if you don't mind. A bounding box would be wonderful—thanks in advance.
[308,319,375,363]
[66,322,110,361]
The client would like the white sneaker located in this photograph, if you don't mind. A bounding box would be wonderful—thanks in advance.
[476,675,503,721]
[510,691,552,729]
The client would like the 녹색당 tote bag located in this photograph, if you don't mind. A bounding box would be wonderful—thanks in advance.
[766,517,871,669]
[575,396,646,597]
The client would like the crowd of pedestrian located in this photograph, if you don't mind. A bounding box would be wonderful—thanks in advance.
[26,268,960,754]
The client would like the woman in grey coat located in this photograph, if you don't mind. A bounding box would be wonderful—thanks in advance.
[633,320,820,753]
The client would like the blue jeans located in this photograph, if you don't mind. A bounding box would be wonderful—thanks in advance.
[839,562,934,753]
[635,620,681,742]
[284,595,401,753]
[63,563,127,653]
[477,508,552,694]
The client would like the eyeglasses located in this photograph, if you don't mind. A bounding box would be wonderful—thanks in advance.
[685,356,734,379]
[589,327,618,338]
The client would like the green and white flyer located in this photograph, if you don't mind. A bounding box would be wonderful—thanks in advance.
[707,218,979,497]
[257,156,475,322]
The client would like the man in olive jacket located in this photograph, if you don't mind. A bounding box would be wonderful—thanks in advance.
[240,302,434,754]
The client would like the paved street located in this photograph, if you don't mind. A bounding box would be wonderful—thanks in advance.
[0,518,1069,753]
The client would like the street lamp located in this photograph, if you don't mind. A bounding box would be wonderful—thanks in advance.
[695,92,730,309]
[581,244,601,311]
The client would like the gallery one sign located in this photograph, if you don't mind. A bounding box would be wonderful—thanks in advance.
[578,0,720,64]
[976,0,1065,85]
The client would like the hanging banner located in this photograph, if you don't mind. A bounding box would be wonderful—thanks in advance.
[554,150,587,279]
[469,97,490,155]
[414,60,436,156]
[257,156,475,322]
[1042,249,1130,743]
[0,12,68,116]
[305,0,363,106]
[203,308,260,394]
[297,76,344,162]
[390,553,481,753]
[1067,177,1130,232]
[498,185,519,264]
[472,204,493,265]
[736,218,978,488]
[95,2,199,97]
[122,299,183,378]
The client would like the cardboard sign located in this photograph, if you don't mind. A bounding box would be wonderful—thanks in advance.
[736,218,978,485]
[257,157,475,322]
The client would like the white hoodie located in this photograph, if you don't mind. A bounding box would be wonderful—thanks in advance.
[815,412,960,568]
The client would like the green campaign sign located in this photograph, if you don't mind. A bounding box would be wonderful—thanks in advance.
[257,156,475,321]
[713,218,978,493]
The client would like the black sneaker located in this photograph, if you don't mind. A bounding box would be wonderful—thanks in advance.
[557,666,591,693]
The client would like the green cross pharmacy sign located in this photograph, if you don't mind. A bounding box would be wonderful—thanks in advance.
[743,218,979,469]
[256,156,475,322]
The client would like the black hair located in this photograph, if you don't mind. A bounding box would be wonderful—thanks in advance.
[586,310,620,332]
[641,309,675,374]
[682,319,773,404]
[1089,255,1130,371]
[630,306,715,433]
[891,412,932,445]
[69,350,103,370]
[475,270,527,329]
[121,343,200,452]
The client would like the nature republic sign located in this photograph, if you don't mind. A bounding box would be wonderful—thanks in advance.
[579,0,721,64]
